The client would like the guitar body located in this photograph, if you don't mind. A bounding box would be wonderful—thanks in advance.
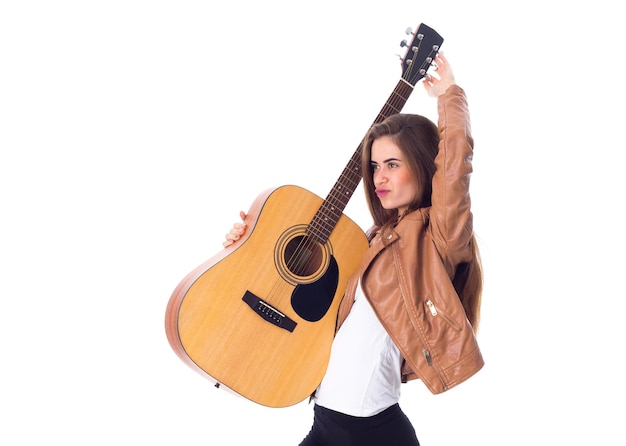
[165,185,369,407]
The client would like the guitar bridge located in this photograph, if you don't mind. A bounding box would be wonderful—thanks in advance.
[242,291,297,332]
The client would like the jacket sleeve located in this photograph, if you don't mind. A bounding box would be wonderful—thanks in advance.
[429,85,474,270]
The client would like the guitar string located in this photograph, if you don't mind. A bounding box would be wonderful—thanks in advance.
[277,46,437,294]
[278,82,412,289]
[308,41,440,244]
[283,45,438,278]
[266,45,439,316]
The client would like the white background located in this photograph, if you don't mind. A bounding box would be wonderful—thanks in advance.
[1,1,624,444]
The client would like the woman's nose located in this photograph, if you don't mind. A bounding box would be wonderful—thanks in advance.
[374,170,387,185]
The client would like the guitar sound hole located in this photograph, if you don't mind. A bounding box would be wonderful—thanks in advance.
[284,236,323,278]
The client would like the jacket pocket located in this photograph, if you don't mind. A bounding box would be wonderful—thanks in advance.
[425,299,463,332]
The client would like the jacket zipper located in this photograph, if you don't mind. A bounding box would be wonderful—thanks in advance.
[425,299,462,331]
[422,349,433,366]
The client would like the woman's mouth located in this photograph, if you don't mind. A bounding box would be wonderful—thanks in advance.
[375,189,390,198]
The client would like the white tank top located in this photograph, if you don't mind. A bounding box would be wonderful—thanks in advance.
[314,281,403,416]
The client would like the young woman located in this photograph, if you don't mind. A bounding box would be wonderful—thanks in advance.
[224,53,484,446]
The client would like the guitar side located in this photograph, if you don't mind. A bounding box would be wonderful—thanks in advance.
[165,185,368,407]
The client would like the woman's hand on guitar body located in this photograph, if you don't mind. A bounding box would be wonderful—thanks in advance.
[223,210,248,247]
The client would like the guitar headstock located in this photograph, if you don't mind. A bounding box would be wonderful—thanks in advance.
[400,23,444,86]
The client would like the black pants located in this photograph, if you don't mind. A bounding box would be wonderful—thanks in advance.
[298,403,420,446]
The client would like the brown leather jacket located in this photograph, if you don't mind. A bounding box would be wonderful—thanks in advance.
[336,85,484,394]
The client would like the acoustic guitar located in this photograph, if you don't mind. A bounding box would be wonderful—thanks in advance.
[165,23,443,408]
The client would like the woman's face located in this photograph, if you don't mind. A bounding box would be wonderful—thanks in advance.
[370,135,418,214]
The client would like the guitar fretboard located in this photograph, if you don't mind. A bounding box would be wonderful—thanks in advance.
[308,79,415,244]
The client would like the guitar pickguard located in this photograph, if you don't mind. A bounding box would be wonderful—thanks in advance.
[291,255,339,322]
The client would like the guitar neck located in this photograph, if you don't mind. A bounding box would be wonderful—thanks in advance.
[308,79,416,243]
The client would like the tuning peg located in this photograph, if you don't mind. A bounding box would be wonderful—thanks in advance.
[400,26,416,48]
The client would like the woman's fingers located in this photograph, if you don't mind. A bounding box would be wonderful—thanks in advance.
[223,211,248,247]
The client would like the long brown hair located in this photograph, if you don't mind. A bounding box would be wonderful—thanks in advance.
[361,113,483,332]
